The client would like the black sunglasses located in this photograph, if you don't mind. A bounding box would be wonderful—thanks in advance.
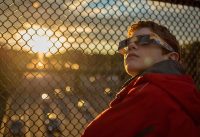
[118,34,174,55]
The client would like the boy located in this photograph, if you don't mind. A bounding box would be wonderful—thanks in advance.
[82,21,200,137]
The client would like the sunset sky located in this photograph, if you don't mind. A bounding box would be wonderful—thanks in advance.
[0,0,199,55]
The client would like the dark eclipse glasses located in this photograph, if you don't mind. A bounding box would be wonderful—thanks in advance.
[118,34,175,55]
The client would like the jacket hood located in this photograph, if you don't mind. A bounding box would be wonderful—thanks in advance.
[141,60,200,126]
[141,59,185,75]
[121,60,184,89]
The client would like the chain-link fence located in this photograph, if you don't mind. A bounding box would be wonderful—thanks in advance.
[0,0,200,136]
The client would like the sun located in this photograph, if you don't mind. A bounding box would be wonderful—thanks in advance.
[31,35,52,53]
[18,26,62,55]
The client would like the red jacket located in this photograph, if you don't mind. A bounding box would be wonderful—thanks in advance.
[82,73,200,137]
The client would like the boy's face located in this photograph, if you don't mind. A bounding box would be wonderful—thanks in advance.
[124,27,169,76]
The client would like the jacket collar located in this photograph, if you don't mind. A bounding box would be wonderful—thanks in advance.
[141,60,185,76]
[121,60,185,89]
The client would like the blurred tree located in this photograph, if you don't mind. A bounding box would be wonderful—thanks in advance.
[0,46,25,124]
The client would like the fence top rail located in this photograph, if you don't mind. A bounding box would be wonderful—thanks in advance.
[152,0,200,8]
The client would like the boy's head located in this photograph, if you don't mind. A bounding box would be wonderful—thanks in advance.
[128,21,180,54]
[119,21,180,76]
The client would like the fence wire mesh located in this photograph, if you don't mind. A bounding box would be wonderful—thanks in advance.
[0,0,200,136]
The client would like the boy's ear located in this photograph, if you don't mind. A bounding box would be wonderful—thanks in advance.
[167,52,179,61]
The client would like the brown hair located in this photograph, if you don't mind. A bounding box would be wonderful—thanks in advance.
[128,21,180,54]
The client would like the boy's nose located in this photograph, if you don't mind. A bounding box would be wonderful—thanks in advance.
[127,42,138,52]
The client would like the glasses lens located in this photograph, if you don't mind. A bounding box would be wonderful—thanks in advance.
[135,35,151,45]
[118,35,151,54]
